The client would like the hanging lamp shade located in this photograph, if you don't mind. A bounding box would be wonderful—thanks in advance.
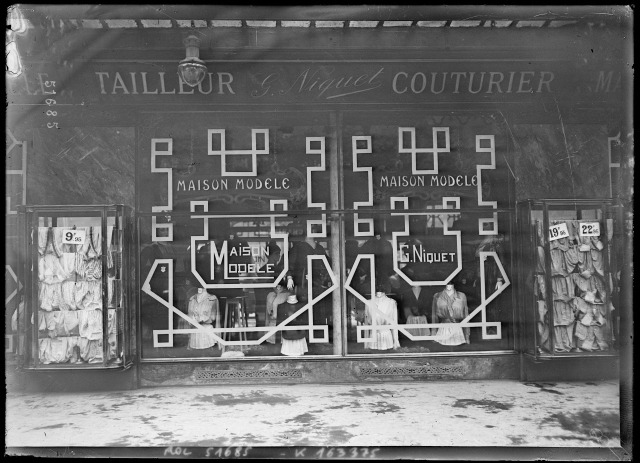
[178,35,207,87]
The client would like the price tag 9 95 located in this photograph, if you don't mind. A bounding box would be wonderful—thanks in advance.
[579,222,600,237]
[62,229,86,245]
[548,223,569,241]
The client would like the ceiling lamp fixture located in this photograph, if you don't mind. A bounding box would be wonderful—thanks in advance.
[178,35,207,87]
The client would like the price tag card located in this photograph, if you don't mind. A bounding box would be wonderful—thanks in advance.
[579,222,601,237]
[62,229,86,245]
[548,223,569,241]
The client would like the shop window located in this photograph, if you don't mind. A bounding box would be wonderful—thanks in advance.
[139,212,338,359]
[344,211,514,354]
[137,110,518,360]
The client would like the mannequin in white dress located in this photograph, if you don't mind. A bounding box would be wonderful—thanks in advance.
[364,285,400,350]
[188,288,220,349]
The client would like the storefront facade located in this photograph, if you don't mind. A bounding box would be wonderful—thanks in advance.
[5,6,633,390]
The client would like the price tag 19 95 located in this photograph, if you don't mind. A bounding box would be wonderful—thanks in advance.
[579,222,601,237]
[62,229,86,245]
[548,223,569,241]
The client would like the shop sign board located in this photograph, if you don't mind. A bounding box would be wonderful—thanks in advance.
[8,60,624,110]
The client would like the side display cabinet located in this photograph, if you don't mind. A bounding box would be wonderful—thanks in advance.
[516,199,622,380]
[16,205,133,370]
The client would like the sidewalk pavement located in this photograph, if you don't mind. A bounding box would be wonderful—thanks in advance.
[5,380,626,459]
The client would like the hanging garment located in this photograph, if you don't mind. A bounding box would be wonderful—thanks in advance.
[38,227,63,257]
[563,245,583,273]
[77,227,92,256]
[107,277,115,307]
[59,280,77,310]
[187,291,220,349]
[552,300,575,326]
[67,336,81,363]
[38,338,52,364]
[431,290,470,345]
[405,315,430,337]
[73,281,89,310]
[570,272,596,293]
[550,235,570,252]
[265,289,290,344]
[48,337,71,363]
[38,227,50,256]
[50,227,66,257]
[39,282,63,311]
[79,309,103,341]
[535,274,547,299]
[51,311,67,337]
[63,311,80,336]
[86,226,102,259]
[574,297,609,351]
[591,250,605,276]
[363,294,400,350]
[535,221,545,247]
[536,300,550,351]
[43,310,58,332]
[106,226,114,269]
[77,280,103,311]
[78,337,103,363]
[37,311,48,332]
[39,254,67,284]
[553,323,574,352]
[566,220,580,244]
[551,275,571,301]
[84,258,102,281]
[60,252,77,280]
[74,252,87,279]
[536,246,546,274]
[549,249,568,276]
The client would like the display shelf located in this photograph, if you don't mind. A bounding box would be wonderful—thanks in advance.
[516,199,622,361]
[16,205,133,370]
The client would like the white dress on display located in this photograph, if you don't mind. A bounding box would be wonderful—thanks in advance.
[188,291,220,349]
[364,294,400,350]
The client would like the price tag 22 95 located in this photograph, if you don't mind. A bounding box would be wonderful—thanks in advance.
[579,222,600,237]
[62,229,86,245]
[548,223,569,241]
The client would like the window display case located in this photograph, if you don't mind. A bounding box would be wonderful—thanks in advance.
[517,199,622,361]
[16,205,133,369]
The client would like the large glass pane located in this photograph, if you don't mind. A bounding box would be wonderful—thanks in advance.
[139,212,339,359]
[344,211,515,354]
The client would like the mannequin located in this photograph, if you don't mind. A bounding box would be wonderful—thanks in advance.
[188,288,220,349]
[278,293,308,356]
[364,285,400,350]
[431,283,470,346]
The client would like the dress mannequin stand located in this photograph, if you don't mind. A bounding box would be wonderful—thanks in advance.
[188,288,220,349]
[364,291,400,350]
[278,293,308,356]
[431,284,470,346]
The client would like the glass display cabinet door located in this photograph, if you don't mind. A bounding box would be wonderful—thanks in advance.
[519,200,619,358]
[19,205,131,369]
